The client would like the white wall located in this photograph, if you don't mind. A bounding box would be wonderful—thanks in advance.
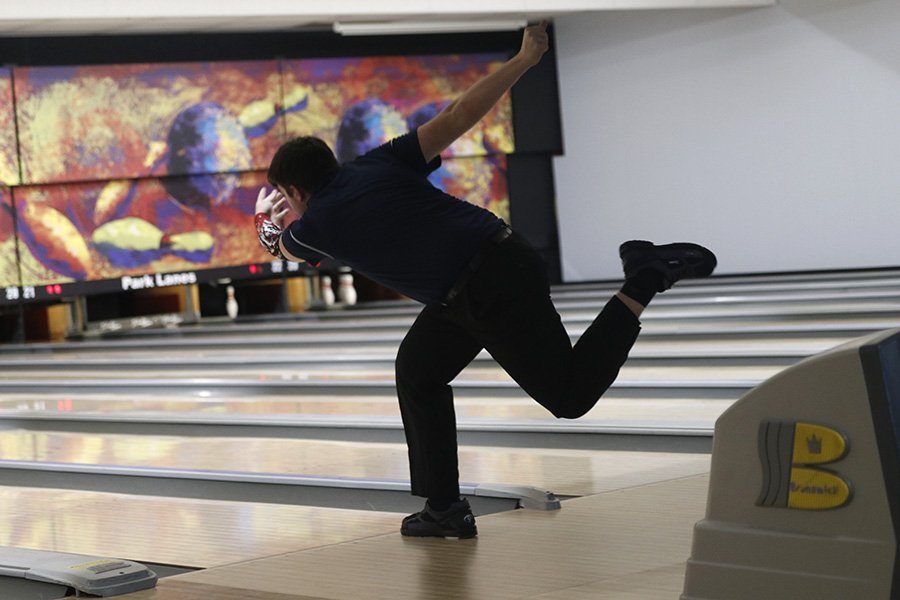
[553,0,900,281]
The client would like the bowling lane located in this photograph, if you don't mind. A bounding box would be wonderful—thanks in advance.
[88,300,900,346]
[0,392,734,435]
[0,344,404,362]
[639,316,900,335]
[0,363,787,385]
[454,395,734,426]
[631,336,852,356]
[0,430,710,498]
[0,335,855,367]
[8,299,900,355]
[0,393,407,417]
[0,485,402,569]
[573,300,900,321]
[73,296,884,342]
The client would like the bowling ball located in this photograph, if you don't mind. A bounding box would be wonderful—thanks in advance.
[335,99,407,164]
[164,102,252,209]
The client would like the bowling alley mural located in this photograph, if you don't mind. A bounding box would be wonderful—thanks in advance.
[1,53,513,303]
[284,55,512,219]
[0,69,19,297]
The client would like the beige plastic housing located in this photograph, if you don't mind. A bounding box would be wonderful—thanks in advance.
[682,329,900,600]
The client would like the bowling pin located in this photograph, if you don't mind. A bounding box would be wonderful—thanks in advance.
[226,285,239,318]
[338,273,357,305]
[321,275,335,307]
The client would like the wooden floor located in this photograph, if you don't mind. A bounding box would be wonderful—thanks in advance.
[0,454,710,598]
[116,474,709,600]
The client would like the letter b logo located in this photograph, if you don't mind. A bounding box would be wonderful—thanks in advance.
[757,420,852,510]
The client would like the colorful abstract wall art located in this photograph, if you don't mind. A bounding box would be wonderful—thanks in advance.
[5,53,515,290]
[430,155,509,222]
[0,187,19,291]
[14,61,285,186]
[14,172,273,287]
[284,55,514,163]
[0,70,18,186]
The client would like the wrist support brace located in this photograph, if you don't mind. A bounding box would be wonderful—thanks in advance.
[255,213,285,260]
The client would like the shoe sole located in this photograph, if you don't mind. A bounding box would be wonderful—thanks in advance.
[620,240,717,278]
[400,528,478,539]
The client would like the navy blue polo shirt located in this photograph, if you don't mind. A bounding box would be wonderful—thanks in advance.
[281,129,505,304]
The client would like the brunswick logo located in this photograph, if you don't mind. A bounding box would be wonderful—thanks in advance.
[757,420,852,510]
[787,468,852,510]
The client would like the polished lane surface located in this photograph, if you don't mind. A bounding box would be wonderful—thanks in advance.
[0,270,897,599]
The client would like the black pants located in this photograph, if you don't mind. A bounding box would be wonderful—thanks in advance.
[395,232,641,500]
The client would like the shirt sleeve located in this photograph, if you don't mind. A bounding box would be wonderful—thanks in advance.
[378,128,442,176]
[281,220,328,267]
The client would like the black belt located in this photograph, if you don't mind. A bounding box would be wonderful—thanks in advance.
[441,225,513,307]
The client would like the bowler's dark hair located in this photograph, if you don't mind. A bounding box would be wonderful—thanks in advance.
[267,136,340,194]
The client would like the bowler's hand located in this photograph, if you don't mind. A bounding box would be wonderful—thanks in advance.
[256,187,290,227]
[519,20,549,67]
